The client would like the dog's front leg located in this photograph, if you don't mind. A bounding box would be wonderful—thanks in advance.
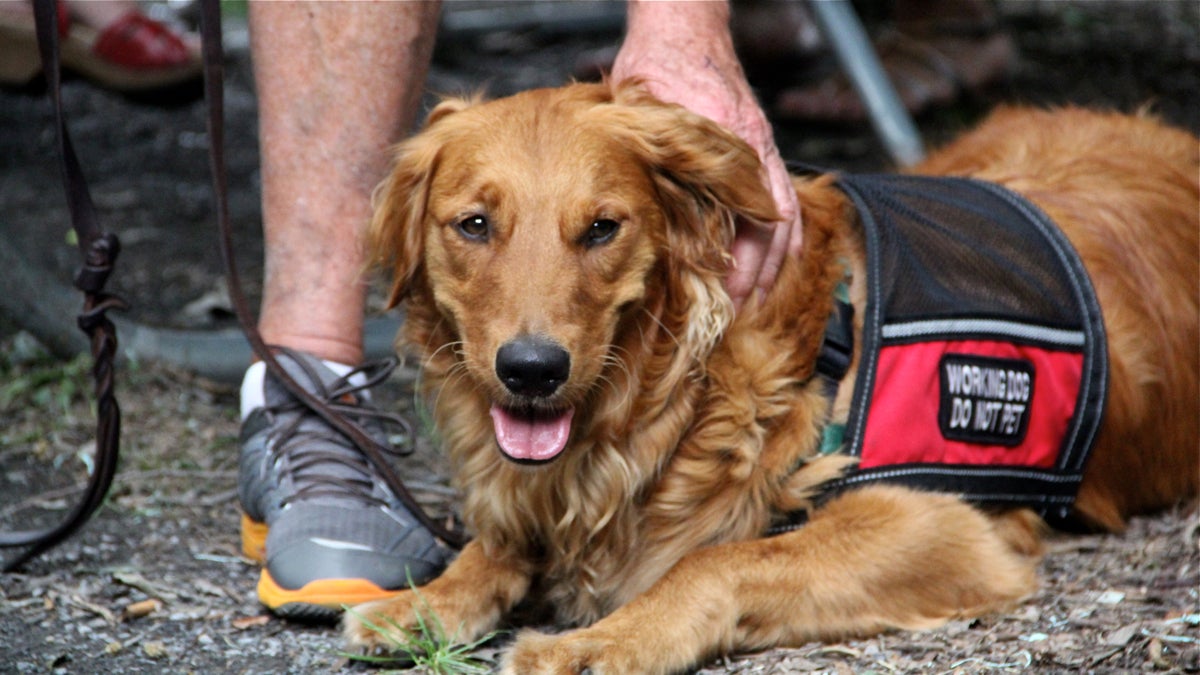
[501,485,1038,675]
[343,539,530,651]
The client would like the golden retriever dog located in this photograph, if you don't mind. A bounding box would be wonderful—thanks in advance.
[345,81,1198,674]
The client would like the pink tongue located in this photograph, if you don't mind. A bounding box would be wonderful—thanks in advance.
[489,405,574,462]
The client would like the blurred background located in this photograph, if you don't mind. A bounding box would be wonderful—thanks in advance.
[2,0,1196,356]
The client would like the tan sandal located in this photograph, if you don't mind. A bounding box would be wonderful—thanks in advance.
[0,4,200,92]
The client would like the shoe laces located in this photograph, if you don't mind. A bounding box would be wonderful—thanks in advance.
[265,356,415,509]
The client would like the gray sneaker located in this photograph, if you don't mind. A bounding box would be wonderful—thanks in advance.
[238,348,448,621]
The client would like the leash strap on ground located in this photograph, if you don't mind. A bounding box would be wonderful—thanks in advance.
[196,0,466,549]
[0,0,126,572]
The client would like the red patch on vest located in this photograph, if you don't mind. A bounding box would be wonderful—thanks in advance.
[859,340,1083,470]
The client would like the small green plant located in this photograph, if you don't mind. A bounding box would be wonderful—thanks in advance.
[0,351,91,417]
[342,583,497,675]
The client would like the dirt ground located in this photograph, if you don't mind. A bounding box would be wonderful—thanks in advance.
[1,2,1197,673]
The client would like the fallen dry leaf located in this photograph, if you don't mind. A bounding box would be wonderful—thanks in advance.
[121,598,163,621]
[142,641,168,659]
[65,595,117,625]
[232,615,271,630]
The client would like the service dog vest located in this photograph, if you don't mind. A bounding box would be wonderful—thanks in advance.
[822,173,1107,518]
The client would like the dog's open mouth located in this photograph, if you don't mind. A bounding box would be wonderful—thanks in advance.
[489,404,575,463]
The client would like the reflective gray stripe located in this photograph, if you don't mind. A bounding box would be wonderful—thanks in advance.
[881,319,1086,347]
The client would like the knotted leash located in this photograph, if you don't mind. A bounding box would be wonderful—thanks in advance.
[0,0,125,571]
[2,0,464,571]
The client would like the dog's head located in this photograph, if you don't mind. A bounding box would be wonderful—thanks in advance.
[371,82,777,464]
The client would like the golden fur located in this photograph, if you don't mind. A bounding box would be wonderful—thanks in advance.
[346,82,1199,674]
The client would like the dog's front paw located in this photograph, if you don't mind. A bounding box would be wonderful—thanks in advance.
[499,629,636,675]
[342,595,410,651]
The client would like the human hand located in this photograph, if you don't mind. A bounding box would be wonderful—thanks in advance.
[613,1,802,311]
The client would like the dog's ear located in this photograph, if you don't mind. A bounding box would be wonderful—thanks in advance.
[603,81,781,267]
[369,96,475,307]
[597,81,782,356]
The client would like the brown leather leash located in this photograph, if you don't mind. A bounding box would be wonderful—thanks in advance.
[1,0,125,572]
[2,0,464,571]
[197,0,465,549]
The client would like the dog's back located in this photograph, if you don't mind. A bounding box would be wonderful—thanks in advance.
[916,107,1199,530]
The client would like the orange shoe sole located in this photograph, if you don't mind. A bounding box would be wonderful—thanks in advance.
[240,512,268,563]
[256,569,401,613]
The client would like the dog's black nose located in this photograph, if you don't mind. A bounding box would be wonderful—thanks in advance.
[495,336,570,398]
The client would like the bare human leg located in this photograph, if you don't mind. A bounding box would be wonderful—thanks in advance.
[251,0,440,366]
[237,2,449,622]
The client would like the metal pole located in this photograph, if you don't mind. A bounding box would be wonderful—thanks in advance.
[808,0,925,166]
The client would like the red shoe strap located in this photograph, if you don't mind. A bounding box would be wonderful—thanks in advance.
[91,11,192,69]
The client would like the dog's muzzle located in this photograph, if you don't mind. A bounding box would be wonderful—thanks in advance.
[490,335,575,464]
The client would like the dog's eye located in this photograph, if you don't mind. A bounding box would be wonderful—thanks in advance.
[583,219,620,247]
[455,215,490,242]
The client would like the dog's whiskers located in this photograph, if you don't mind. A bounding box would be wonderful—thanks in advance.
[423,338,464,369]
[431,359,478,416]
[414,338,487,424]
[640,307,682,350]
[598,351,633,399]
